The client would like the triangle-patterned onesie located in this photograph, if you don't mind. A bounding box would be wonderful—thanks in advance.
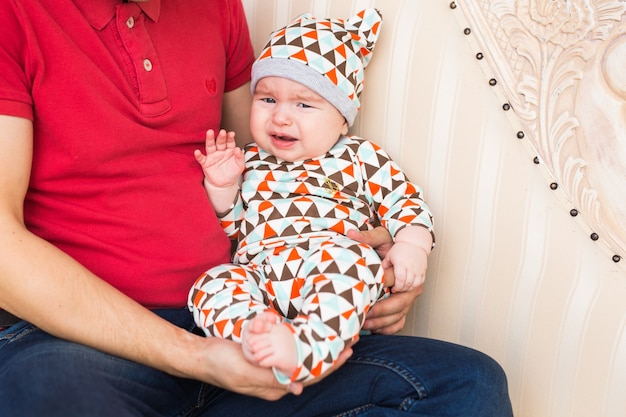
[189,135,434,383]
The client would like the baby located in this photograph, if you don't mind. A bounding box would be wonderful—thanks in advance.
[189,8,434,384]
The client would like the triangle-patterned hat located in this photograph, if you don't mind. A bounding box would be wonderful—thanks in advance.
[251,8,383,127]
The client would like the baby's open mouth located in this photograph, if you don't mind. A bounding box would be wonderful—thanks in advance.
[272,134,297,142]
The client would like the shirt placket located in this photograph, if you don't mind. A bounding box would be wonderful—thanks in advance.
[116,3,170,116]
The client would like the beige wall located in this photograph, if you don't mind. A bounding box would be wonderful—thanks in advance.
[242,1,626,416]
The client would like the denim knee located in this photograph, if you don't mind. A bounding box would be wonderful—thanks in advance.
[0,318,206,417]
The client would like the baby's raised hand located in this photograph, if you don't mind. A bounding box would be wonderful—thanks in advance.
[194,129,245,189]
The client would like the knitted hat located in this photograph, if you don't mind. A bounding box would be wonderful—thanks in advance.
[251,8,383,127]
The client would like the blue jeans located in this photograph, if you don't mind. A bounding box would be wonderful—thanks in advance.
[0,309,513,417]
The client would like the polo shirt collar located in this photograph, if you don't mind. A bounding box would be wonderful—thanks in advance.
[75,0,161,30]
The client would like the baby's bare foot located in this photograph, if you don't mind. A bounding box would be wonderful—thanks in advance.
[242,312,298,378]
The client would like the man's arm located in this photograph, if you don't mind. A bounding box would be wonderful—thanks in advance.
[0,115,297,399]
[222,82,252,147]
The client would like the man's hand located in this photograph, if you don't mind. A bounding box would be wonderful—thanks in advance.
[362,285,423,335]
[346,227,393,258]
[197,336,302,399]
[197,335,353,398]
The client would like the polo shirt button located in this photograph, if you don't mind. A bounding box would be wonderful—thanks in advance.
[126,16,135,29]
[143,59,153,72]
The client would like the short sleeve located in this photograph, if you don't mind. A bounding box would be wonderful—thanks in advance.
[223,0,255,92]
[0,0,34,120]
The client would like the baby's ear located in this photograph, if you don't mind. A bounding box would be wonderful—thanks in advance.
[341,120,349,136]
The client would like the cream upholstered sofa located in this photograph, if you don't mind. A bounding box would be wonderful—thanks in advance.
[243,1,626,416]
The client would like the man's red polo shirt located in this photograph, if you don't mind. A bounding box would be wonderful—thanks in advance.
[0,0,255,307]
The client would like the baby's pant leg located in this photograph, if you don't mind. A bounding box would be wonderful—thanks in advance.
[188,264,266,342]
[288,238,385,381]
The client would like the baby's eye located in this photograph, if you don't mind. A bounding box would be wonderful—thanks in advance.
[297,102,312,109]
[261,97,276,104]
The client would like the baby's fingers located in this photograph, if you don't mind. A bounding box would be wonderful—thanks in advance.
[214,129,237,150]
[194,148,207,165]
[392,267,423,293]
[225,131,237,149]
[204,129,218,155]
[391,268,408,292]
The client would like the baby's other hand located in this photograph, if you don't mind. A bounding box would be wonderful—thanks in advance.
[381,242,428,293]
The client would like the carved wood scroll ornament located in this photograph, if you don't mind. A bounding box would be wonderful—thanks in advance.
[453,0,626,263]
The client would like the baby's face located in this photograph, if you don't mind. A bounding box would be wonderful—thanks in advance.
[250,77,348,162]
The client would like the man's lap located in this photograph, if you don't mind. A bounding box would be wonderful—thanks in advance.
[0,310,512,417]
[203,334,512,417]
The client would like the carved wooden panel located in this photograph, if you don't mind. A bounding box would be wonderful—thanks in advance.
[453,0,626,262]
